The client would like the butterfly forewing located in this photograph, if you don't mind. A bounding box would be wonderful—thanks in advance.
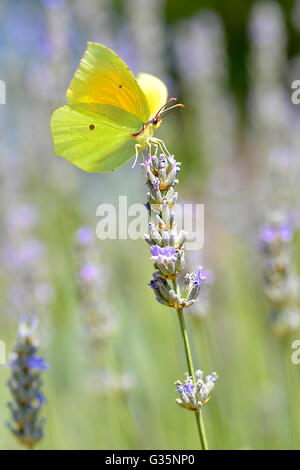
[67,42,150,124]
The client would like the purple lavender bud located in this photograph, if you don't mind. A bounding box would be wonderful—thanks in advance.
[153,178,160,190]
[141,154,151,170]
[150,245,176,261]
[206,374,217,383]
[176,384,185,396]
[158,154,168,170]
[18,316,38,339]
[184,382,195,396]
[168,155,181,173]
[28,356,49,371]
[195,266,206,286]
[149,272,159,291]
[36,392,46,405]
[8,355,17,370]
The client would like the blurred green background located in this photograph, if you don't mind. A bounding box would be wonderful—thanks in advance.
[1,0,300,450]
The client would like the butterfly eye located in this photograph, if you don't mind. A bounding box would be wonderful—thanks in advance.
[89,124,95,130]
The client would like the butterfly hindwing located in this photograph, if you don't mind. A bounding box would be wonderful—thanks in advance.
[51,104,139,172]
[137,73,168,119]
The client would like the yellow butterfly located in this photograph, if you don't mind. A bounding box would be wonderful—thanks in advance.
[50,42,183,173]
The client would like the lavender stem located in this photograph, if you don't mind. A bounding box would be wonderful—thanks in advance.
[173,278,208,450]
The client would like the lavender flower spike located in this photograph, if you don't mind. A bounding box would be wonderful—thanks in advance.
[260,210,300,337]
[144,153,206,306]
[7,317,48,449]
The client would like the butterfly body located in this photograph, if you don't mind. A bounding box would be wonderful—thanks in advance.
[51,43,183,173]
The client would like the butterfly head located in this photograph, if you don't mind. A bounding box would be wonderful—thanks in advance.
[132,98,184,146]
[150,98,184,129]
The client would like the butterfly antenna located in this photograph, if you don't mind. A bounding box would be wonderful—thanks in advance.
[158,103,185,120]
[155,98,178,117]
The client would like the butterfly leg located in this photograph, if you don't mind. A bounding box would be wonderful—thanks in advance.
[157,138,170,156]
[132,143,142,168]
[150,137,170,156]
[146,137,154,155]
[152,141,159,156]
[145,138,154,165]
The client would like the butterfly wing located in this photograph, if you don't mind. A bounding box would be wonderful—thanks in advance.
[50,104,141,173]
[67,42,150,124]
[50,43,169,173]
[137,73,168,118]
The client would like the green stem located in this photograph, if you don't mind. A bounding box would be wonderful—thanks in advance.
[281,339,300,448]
[172,279,208,450]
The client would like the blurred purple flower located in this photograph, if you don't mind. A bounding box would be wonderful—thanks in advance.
[80,263,99,282]
[20,240,44,264]
[249,3,283,46]
[3,245,20,269]
[6,204,39,231]
[9,285,27,310]
[3,239,44,269]
[5,7,49,58]
[260,226,276,244]
[43,0,66,10]
[280,225,293,242]
[76,226,94,245]
[261,224,293,244]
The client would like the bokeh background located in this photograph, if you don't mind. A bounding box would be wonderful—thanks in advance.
[1,0,300,450]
